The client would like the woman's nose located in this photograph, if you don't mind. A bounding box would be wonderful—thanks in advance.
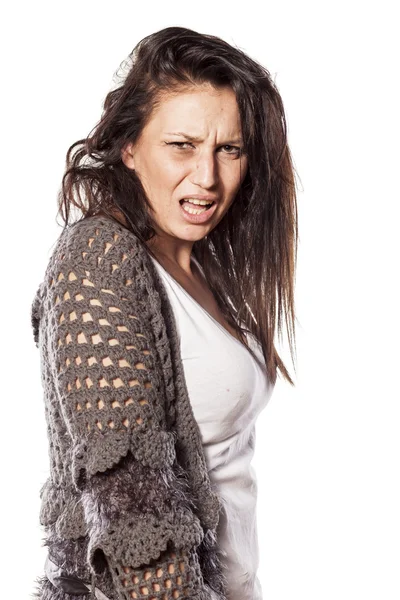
[189,152,219,189]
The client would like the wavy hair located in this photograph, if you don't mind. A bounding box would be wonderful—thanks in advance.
[57,26,299,387]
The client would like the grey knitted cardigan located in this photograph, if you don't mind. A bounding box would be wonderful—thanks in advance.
[30,215,227,600]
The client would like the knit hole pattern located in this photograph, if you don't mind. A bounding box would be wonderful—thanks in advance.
[50,263,160,438]
[118,548,194,599]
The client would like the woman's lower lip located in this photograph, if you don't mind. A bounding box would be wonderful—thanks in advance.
[179,201,217,224]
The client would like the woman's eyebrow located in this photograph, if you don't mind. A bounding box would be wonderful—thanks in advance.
[164,132,243,144]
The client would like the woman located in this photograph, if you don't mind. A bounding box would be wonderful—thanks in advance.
[31,26,298,600]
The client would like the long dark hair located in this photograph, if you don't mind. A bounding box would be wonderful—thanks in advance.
[57,26,299,387]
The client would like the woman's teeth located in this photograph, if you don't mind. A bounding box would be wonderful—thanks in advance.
[183,204,209,214]
[181,199,213,214]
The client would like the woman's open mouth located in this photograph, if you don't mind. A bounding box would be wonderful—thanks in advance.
[179,199,217,223]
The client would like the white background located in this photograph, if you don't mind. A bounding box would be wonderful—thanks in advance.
[1,1,399,599]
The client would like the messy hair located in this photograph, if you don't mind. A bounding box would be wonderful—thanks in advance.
[57,26,299,387]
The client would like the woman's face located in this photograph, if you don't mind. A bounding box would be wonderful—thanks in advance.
[121,84,248,244]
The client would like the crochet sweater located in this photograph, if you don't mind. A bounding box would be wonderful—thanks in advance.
[30,215,227,600]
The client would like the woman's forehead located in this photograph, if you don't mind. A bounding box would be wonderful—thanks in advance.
[147,88,242,135]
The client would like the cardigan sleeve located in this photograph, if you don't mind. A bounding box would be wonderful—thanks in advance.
[40,223,207,600]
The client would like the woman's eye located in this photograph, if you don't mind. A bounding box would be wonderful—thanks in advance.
[166,142,192,149]
[221,145,242,155]
[165,142,242,156]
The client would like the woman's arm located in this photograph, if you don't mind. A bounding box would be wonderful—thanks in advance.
[39,221,207,599]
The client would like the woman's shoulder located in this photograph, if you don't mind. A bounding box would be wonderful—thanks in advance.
[60,213,141,256]
[41,214,144,284]
[33,215,145,316]
[31,214,148,344]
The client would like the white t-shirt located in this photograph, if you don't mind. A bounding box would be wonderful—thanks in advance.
[149,254,275,600]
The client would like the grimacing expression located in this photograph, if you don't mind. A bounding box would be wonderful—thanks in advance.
[121,84,248,242]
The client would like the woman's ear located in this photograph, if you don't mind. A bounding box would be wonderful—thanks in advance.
[121,142,135,170]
